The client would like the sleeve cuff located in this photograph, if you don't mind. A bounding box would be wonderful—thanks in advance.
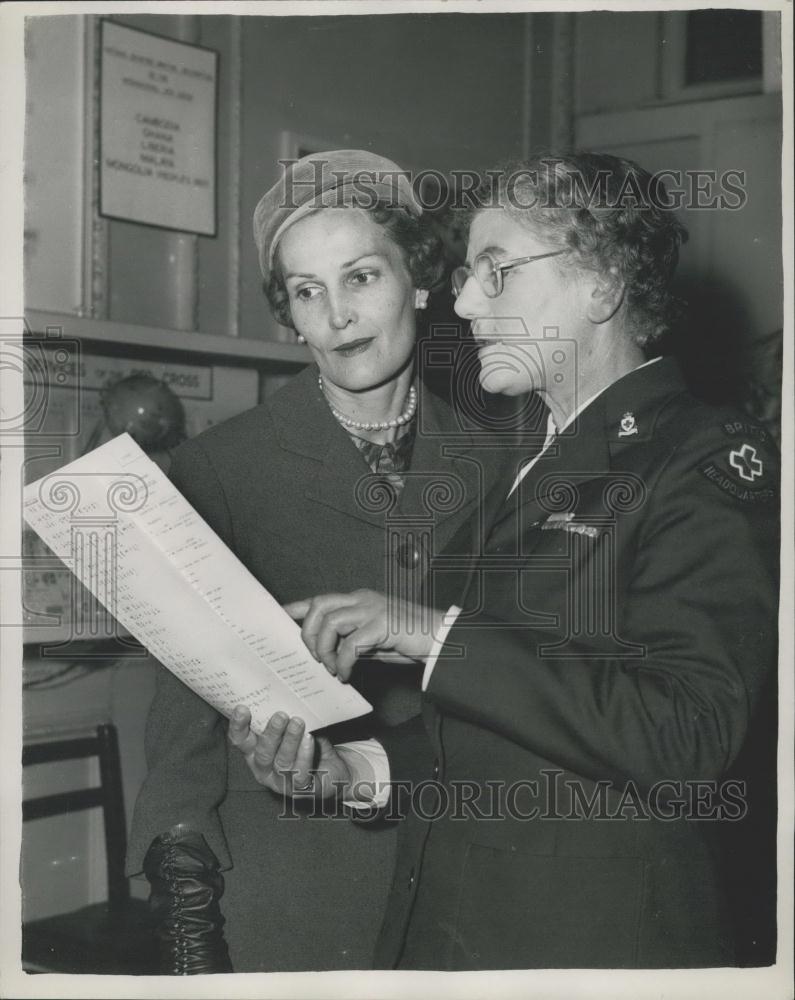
[421,605,462,691]
[335,739,390,810]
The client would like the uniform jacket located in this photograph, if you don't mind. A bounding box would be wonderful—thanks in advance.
[126,364,507,971]
[374,357,779,970]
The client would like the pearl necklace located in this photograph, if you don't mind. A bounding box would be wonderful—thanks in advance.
[318,375,417,431]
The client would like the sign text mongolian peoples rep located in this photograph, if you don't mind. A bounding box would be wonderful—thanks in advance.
[99,19,217,235]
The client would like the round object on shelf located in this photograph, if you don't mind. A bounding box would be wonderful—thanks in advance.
[100,374,186,453]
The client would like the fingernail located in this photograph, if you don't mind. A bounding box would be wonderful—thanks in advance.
[233,707,245,719]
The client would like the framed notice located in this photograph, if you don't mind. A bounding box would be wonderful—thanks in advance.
[99,20,218,235]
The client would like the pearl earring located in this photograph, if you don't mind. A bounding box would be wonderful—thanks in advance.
[296,334,306,344]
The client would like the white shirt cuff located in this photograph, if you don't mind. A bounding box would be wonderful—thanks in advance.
[421,605,462,691]
[335,739,390,809]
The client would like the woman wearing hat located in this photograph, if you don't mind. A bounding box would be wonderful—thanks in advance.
[125,151,507,973]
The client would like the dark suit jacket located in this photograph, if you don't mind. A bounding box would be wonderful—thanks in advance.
[375,358,779,970]
[126,364,508,971]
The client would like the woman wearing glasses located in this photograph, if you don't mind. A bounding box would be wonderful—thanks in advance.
[230,152,779,969]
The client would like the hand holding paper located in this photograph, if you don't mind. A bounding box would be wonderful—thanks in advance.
[227,706,353,800]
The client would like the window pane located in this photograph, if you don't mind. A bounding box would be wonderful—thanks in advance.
[685,10,762,85]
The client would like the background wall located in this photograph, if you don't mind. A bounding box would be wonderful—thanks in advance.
[25,12,533,343]
[25,11,782,390]
[236,13,529,341]
[573,10,783,410]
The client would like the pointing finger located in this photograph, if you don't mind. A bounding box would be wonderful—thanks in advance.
[336,619,388,681]
[301,593,360,661]
[284,599,311,620]
[315,609,358,664]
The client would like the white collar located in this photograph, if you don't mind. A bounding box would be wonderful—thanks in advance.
[551,355,662,436]
[509,356,662,498]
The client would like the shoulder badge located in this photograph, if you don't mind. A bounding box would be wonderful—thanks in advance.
[699,424,777,504]
[728,442,764,482]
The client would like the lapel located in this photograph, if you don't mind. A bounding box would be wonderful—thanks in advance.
[269,367,483,532]
[484,357,688,546]
[269,364,385,529]
[395,387,482,536]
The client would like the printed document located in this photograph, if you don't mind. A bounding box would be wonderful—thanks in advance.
[22,433,372,732]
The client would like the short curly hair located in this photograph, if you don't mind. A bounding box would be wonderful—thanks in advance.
[264,203,445,329]
[472,153,689,348]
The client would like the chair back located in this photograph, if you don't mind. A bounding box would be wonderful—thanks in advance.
[22,724,130,908]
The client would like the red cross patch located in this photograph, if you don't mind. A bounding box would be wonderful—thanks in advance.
[729,443,764,482]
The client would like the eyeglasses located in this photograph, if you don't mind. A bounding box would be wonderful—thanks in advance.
[451,249,566,299]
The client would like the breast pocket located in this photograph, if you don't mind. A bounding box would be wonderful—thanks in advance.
[452,844,644,969]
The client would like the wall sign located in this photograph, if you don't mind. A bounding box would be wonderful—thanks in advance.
[99,20,218,235]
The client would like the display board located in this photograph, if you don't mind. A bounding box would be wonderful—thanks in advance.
[100,19,218,234]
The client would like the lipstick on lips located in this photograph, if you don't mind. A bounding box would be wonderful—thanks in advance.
[334,337,375,357]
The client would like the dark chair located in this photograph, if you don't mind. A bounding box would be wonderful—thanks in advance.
[22,724,157,974]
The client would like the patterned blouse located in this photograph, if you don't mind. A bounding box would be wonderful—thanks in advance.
[346,420,416,495]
